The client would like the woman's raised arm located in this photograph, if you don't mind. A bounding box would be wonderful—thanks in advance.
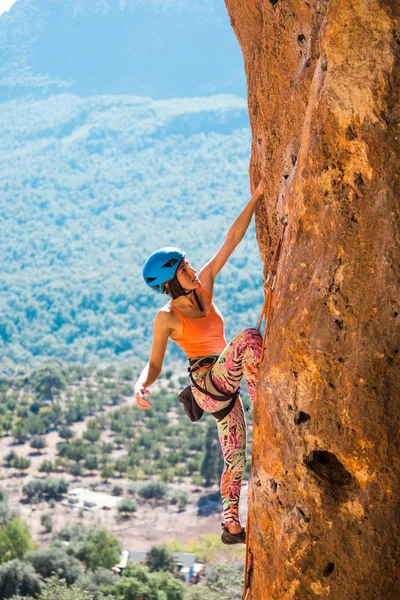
[199,176,266,288]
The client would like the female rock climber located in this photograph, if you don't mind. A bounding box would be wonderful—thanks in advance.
[134,177,266,544]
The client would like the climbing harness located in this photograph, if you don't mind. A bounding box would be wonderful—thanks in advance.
[242,214,288,600]
[178,355,239,422]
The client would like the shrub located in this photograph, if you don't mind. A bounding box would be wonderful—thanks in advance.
[4,452,17,466]
[84,455,99,473]
[100,465,114,482]
[65,438,87,463]
[116,563,184,600]
[23,478,68,502]
[117,498,137,516]
[30,436,47,452]
[52,526,121,571]
[185,561,244,600]
[81,567,119,598]
[11,457,31,473]
[39,459,54,474]
[40,514,53,533]
[58,425,73,442]
[0,518,33,563]
[11,423,29,444]
[12,575,95,600]
[138,480,167,500]
[69,463,82,478]
[145,545,176,573]
[83,420,101,444]
[25,548,81,585]
[0,502,13,525]
[0,559,42,599]
[170,491,188,511]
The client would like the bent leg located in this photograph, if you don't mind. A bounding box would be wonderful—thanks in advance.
[211,328,262,404]
[217,396,247,526]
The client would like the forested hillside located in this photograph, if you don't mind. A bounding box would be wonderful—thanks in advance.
[0,0,263,368]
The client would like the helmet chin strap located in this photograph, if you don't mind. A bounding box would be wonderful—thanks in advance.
[175,288,204,312]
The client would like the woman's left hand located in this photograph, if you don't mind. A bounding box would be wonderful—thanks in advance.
[254,176,266,198]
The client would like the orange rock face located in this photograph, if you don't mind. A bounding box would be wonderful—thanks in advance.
[225,0,400,598]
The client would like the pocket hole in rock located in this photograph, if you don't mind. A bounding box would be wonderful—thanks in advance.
[294,411,311,425]
[305,450,354,488]
[323,562,335,577]
[296,505,311,523]
[270,0,279,5]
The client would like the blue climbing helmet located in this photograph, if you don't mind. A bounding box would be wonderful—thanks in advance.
[142,247,186,293]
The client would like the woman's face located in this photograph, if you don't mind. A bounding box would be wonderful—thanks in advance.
[176,258,200,290]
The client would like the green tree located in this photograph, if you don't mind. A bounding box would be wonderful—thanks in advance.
[11,422,28,444]
[65,438,87,463]
[83,419,101,444]
[0,559,42,599]
[30,436,46,453]
[69,463,82,478]
[0,488,13,525]
[39,460,54,474]
[23,478,68,502]
[115,564,154,600]
[116,563,184,600]
[0,518,33,563]
[0,502,13,526]
[145,545,176,574]
[185,561,244,600]
[4,452,17,467]
[25,549,81,585]
[84,454,99,474]
[31,364,67,402]
[138,480,167,501]
[11,457,31,475]
[25,414,43,436]
[83,529,121,571]
[40,515,53,534]
[81,567,119,598]
[38,404,62,430]
[171,491,188,512]
[11,575,103,600]
[117,498,137,517]
[58,425,73,442]
[200,420,224,487]
[100,465,114,483]
[152,570,185,600]
[115,457,129,477]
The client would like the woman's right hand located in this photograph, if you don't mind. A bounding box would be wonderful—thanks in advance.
[134,384,152,410]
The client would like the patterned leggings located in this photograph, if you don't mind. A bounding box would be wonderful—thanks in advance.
[191,328,262,525]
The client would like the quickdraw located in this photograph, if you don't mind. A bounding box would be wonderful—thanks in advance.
[242,214,288,600]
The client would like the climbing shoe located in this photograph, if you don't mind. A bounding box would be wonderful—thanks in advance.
[221,523,246,545]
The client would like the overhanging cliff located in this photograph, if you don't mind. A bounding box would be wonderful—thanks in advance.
[225,1,400,598]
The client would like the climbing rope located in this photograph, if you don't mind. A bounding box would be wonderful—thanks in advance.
[243,214,288,600]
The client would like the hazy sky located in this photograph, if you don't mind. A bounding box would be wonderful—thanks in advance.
[0,0,17,16]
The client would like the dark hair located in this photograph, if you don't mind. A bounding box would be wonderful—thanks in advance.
[163,274,187,299]
[164,274,204,312]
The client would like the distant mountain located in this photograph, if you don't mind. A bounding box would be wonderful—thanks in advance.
[0,0,246,101]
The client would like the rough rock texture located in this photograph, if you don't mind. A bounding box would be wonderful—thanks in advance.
[225,1,400,598]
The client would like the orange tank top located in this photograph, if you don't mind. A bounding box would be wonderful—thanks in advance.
[169,288,227,359]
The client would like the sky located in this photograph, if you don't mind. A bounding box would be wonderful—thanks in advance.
[0,0,17,16]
